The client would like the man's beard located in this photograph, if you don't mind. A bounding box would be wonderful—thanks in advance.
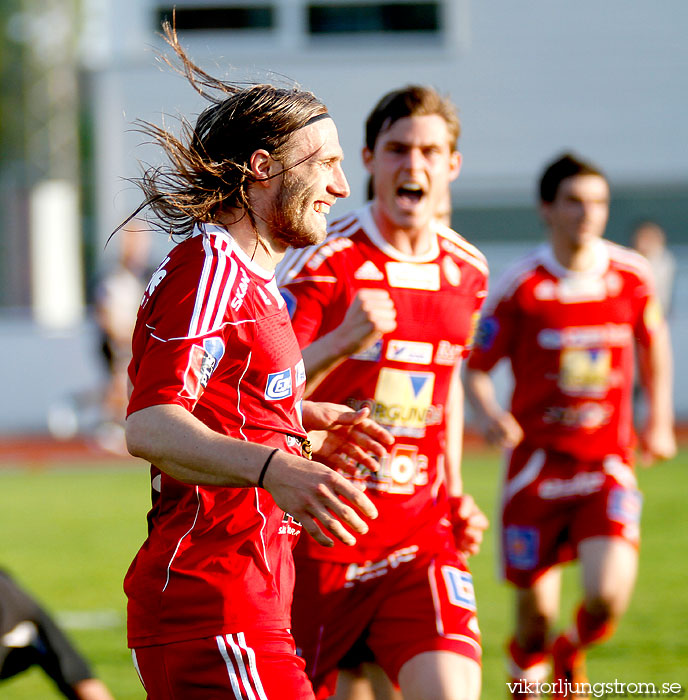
[269,172,325,249]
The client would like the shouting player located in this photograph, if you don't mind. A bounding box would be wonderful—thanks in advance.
[122,23,393,700]
[465,153,676,698]
[279,85,489,700]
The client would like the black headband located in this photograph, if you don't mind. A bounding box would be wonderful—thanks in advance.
[303,112,332,127]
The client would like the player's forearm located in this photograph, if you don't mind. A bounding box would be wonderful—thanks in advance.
[638,324,675,429]
[464,368,502,423]
[125,404,274,487]
[444,365,465,497]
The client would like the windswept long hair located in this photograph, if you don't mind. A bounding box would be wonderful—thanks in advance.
[121,20,327,240]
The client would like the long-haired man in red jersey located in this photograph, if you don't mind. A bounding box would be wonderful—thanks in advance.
[121,22,394,700]
[465,153,676,698]
[278,86,490,700]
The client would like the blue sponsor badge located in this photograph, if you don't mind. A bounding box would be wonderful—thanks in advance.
[280,288,297,318]
[265,368,293,400]
[607,487,642,524]
[475,316,499,350]
[442,566,477,611]
[505,526,539,570]
[182,337,225,399]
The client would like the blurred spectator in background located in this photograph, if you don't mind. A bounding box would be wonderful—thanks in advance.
[93,218,152,453]
[0,569,114,700]
[631,220,676,316]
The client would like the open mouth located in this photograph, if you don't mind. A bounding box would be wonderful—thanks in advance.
[396,183,425,207]
[314,201,331,215]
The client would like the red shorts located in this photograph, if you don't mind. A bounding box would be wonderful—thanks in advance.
[500,444,642,588]
[132,629,314,699]
[292,546,481,699]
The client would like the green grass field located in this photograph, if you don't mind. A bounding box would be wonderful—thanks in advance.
[0,449,686,699]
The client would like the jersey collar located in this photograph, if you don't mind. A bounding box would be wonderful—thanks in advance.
[539,238,610,279]
[358,203,441,263]
[195,223,274,280]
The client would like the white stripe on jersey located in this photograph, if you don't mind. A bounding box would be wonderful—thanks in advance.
[484,247,544,313]
[216,633,269,700]
[254,486,271,575]
[277,217,362,284]
[189,233,239,337]
[438,228,489,278]
[162,486,202,592]
[216,635,246,698]
[606,240,654,283]
[131,650,146,691]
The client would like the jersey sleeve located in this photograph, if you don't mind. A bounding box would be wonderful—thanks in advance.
[466,288,518,372]
[632,270,665,349]
[127,255,241,417]
[463,267,490,358]
[281,253,344,347]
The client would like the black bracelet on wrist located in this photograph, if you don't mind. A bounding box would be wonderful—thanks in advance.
[258,448,280,489]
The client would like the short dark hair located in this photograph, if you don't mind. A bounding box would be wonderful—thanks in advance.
[539,153,606,203]
[365,85,460,152]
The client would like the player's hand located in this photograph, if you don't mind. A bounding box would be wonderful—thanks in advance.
[481,411,523,449]
[638,422,677,467]
[448,494,489,556]
[303,402,394,474]
[332,288,397,356]
[262,451,378,548]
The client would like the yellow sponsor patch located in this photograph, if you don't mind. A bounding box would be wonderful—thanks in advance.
[373,368,436,430]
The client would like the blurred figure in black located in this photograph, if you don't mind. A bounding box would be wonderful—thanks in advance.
[0,569,114,700]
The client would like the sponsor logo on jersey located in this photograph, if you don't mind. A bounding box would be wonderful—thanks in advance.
[278,512,302,536]
[435,340,464,366]
[386,340,434,365]
[558,347,611,397]
[372,368,437,435]
[181,337,226,400]
[643,296,663,331]
[442,257,461,286]
[350,339,383,362]
[230,268,250,311]
[537,324,632,350]
[385,262,440,290]
[505,526,539,570]
[538,472,605,500]
[344,546,419,587]
[535,276,607,303]
[475,316,499,350]
[543,402,613,430]
[351,444,429,495]
[294,359,307,387]
[441,566,477,611]
[144,256,170,301]
[354,260,384,281]
[607,487,642,524]
[257,285,272,306]
[306,237,353,271]
[265,368,292,401]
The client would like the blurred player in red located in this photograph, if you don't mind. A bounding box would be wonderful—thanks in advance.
[122,23,392,700]
[279,86,489,700]
[465,153,676,698]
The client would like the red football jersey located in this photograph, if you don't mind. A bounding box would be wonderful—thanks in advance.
[279,205,489,563]
[467,240,662,461]
[125,224,307,647]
